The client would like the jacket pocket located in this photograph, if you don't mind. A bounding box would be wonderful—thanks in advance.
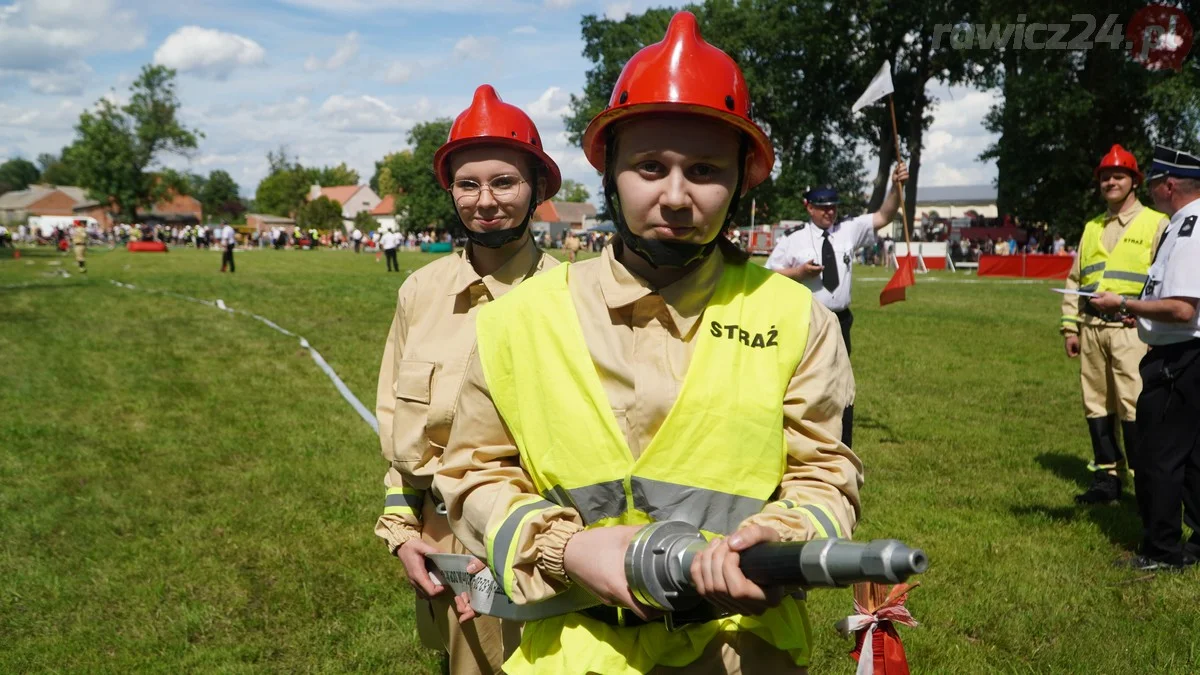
[395,360,435,404]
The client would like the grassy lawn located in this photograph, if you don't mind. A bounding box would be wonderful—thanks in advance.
[1,244,1197,673]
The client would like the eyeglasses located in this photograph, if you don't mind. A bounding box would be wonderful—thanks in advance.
[450,175,526,206]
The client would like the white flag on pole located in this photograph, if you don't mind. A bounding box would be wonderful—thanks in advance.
[852,61,894,113]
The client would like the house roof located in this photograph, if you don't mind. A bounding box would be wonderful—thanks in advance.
[371,194,395,216]
[0,184,88,209]
[315,185,361,205]
[534,200,596,223]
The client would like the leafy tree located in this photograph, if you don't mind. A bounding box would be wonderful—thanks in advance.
[558,179,591,203]
[564,0,979,226]
[255,147,318,217]
[36,150,79,186]
[68,65,201,220]
[317,162,360,187]
[0,158,40,194]
[374,120,459,231]
[202,170,242,221]
[296,196,343,231]
[977,0,1200,238]
[352,210,376,234]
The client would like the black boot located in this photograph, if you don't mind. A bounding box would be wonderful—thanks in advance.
[1076,471,1122,504]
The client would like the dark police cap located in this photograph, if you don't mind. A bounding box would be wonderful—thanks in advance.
[803,186,839,205]
[1146,145,1200,181]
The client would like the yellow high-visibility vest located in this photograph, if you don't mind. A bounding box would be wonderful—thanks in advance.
[476,260,833,674]
[1078,206,1163,296]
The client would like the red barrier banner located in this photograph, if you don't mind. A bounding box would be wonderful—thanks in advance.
[977,254,1071,279]
[127,242,169,253]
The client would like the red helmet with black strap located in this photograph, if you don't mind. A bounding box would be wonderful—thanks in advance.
[581,10,774,191]
[1094,144,1143,183]
[433,85,561,199]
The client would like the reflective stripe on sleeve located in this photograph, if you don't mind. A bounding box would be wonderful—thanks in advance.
[486,498,555,597]
[767,500,845,539]
[1061,314,1081,325]
[1081,262,1106,277]
[384,487,424,517]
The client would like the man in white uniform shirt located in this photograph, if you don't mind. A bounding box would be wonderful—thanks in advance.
[1091,145,1200,572]
[219,222,237,273]
[381,229,401,273]
[765,161,908,446]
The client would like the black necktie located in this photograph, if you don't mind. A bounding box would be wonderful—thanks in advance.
[821,231,839,292]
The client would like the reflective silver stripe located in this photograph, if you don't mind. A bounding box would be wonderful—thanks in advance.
[631,477,764,534]
[1102,270,1149,283]
[1080,283,1100,292]
[384,492,423,511]
[489,499,554,592]
[799,504,841,539]
[552,480,626,525]
[1080,262,1106,277]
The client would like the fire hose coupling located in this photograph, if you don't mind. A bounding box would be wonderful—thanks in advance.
[624,521,929,612]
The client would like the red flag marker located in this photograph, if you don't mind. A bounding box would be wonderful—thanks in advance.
[880,256,915,306]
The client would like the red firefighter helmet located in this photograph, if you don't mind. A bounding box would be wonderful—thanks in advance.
[1094,144,1143,182]
[433,84,561,199]
[581,11,774,191]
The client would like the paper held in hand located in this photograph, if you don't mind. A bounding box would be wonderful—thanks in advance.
[425,553,599,621]
[1051,288,1099,298]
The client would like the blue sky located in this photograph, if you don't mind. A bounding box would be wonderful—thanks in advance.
[0,0,999,204]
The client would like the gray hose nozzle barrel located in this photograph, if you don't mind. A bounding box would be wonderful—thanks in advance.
[626,521,929,612]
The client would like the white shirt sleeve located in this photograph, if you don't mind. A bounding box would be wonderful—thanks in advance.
[1162,214,1200,299]
[850,214,876,250]
[764,234,793,270]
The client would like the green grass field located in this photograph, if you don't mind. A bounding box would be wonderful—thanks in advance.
[2,244,1197,673]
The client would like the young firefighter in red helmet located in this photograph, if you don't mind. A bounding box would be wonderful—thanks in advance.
[437,12,861,673]
[374,84,561,674]
[1060,145,1167,504]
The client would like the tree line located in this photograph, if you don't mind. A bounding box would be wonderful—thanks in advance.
[565,0,1200,237]
[5,2,1198,238]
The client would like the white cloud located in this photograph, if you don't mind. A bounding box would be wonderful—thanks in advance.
[153,27,266,80]
[453,35,499,61]
[545,0,574,7]
[278,0,526,13]
[512,25,538,34]
[0,0,145,71]
[0,99,81,130]
[304,31,360,72]
[605,2,632,20]
[527,86,571,126]
[317,94,414,133]
[382,62,413,84]
[251,97,312,122]
[25,62,93,96]
[0,0,143,93]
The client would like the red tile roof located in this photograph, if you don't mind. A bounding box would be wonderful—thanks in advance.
[534,201,559,222]
[371,194,395,216]
[316,185,360,205]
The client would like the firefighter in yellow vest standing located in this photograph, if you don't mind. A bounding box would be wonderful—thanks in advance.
[1061,144,1168,504]
[373,84,560,673]
[437,12,861,674]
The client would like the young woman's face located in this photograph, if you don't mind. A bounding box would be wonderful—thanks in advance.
[613,116,744,246]
[449,146,540,234]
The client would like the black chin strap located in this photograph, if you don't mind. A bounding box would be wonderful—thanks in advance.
[461,167,540,249]
[603,133,748,269]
